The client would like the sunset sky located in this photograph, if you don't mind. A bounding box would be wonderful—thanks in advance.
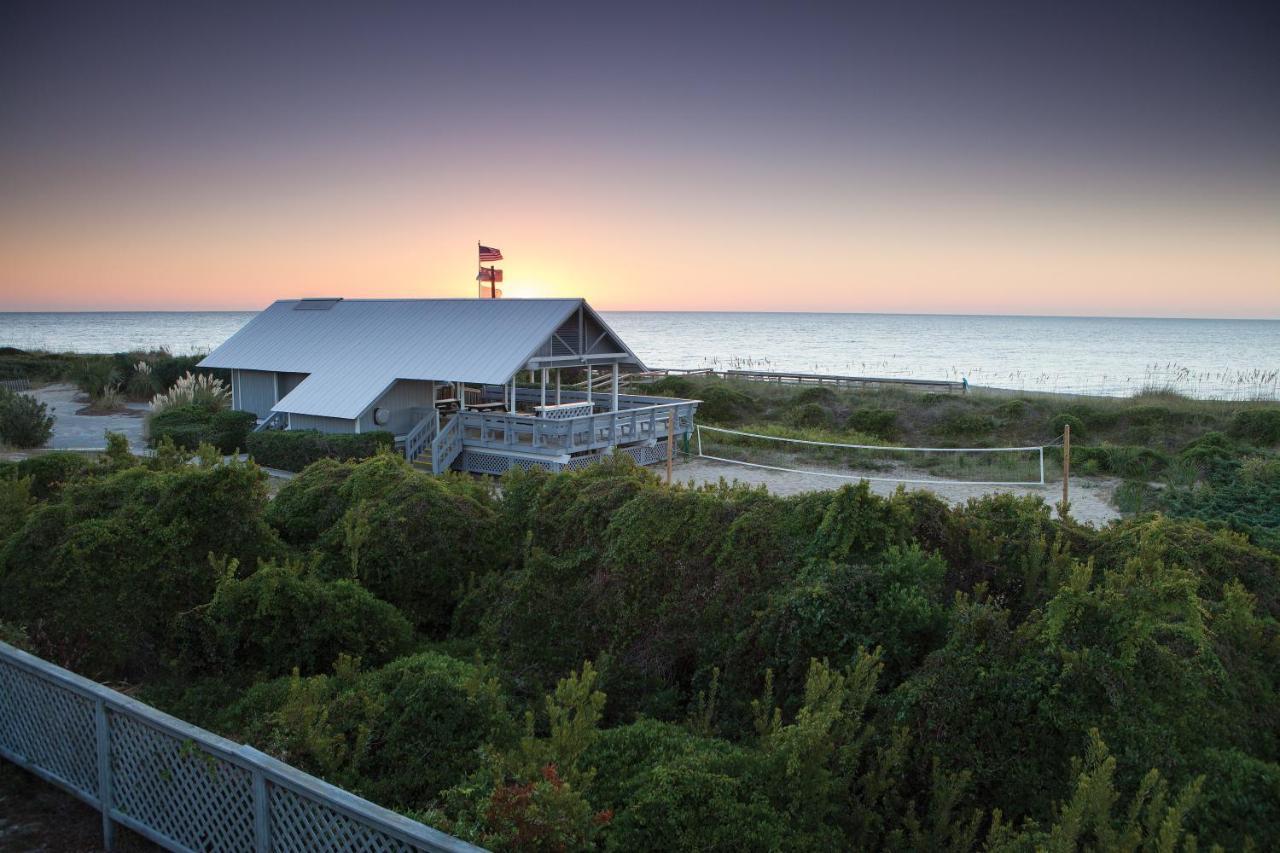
[1,2,1277,316]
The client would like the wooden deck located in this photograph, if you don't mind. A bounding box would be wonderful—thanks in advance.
[643,368,965,393]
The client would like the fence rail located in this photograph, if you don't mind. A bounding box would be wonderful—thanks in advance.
[0,641,483,853]
[645,368,965,393]
[0,377,32,392]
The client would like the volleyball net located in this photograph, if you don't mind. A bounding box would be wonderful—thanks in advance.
[692,425,1049,486]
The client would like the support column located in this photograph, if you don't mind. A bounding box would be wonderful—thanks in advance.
[556,369,562,404]
[509,376,517,415]
[541,368,547,408]
[611,363,619,412]
[585,365,592,408]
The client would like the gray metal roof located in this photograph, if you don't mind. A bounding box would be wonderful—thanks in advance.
[198,298,644,419]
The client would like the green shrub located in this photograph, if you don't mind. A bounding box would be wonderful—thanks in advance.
[14,451,89,499]
[265,458,360,546]
[934,411,997,438]
[643,375,694,397]
[150,355,208,391]
[147,404,213,451]
[1188,748,1280,850]
[310,455,502,634]
[70,358,120,398]
[754,546,949,699]
[0,459,283,677]
[995,399,1029,419]
[787,401,834,429]
[1229,408,1280,446]
[695,384,758,424]
[1178,431,1237,471]
[246,429,394,472]
[846,407,897,438]
[174,561,413,678]
[207,409,256,453]
[1048,412,1085,440]
[0,475,33,542]
[222,652,516,808]
[0,388,55,448]
[791,385,837,406]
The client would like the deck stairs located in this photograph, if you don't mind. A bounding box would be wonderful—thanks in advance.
[404,410,464,474]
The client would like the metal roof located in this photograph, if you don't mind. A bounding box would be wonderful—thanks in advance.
[197,298,644,419]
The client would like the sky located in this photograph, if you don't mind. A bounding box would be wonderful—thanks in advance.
[1,1,1277,316]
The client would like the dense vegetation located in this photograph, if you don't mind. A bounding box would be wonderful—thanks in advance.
[0,386,54,448]
[246,429,395,471]
[1,420,1277,850]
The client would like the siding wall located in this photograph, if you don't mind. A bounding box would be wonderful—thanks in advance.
[235,369,277,418]
[288,414,356,433]
[357,379,435,435]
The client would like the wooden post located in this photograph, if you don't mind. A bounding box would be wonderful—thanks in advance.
[556,369,561,404]
[1061,423,1071,518]
[666,405,675,485]
[611,363,620,412]
[540,368,547,408]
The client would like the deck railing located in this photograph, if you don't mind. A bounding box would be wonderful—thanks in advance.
[431,413,464,474]
[404,410,440,463]
[457,399,698,458]
[0,641,483,853]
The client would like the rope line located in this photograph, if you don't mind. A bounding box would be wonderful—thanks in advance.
[692,424,1050,487]
[696,424,1047,453]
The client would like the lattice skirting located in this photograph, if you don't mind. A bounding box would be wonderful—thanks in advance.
[458,441,670,475]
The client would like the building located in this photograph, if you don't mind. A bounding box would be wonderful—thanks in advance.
[197,297,699,474]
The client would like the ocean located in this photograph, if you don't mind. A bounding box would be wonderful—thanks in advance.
[1,310,1276,400]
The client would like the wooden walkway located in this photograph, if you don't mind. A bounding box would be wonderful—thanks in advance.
[640,368,965,394]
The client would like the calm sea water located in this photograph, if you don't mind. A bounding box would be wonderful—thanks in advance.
[1,310,1276,400]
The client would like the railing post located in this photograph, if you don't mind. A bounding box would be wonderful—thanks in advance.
[94,698,115,851]
[252,768,270,852]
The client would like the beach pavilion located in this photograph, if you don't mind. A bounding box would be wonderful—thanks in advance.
[198,297,699,474]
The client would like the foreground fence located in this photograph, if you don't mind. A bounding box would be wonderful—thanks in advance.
[0,641,483,853]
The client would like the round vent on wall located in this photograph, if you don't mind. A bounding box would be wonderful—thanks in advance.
[372,407,390,426]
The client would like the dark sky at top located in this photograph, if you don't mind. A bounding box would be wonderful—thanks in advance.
[0,1,1276,313]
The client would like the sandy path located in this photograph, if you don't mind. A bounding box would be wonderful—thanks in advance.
[673,456,1121,527]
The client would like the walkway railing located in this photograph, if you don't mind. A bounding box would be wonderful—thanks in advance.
[0,641,483,853]
[253,410,287,432]
[404,410,440,463]
[431,413,464,474]
[458,400,698,457]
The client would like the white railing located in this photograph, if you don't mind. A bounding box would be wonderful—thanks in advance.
[404,410,440,463]
[0,641,483,853]
[253,410,287,433]
[459,400,698,457]
[431,414,464,474]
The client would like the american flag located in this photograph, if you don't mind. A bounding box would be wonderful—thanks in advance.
[478,244,503,262]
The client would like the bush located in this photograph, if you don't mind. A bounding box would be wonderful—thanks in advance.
[14,451,89,499]
[0,388,54,448]
[149,355,207,392]
[70,358,120,398]
[695,384,758,424]
[0,459,283,677]
[1048,412,1085,440]
[846,407,897,438]
[787,401,834,429]
[643,375,695,397]
[265,458,360,546]
[174,562,413,678]
[222,652,516,808]
[1229,408,1280,446]
[791,386,837,406]
[246,429,394,472]
[754,546,949,699]
[148,404,255,453]
[934,411,997,438]
[309,455,502,634]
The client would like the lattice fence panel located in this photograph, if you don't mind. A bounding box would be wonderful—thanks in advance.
[271,785,418,853]
[0,663,98,798]
[109,711,255,851]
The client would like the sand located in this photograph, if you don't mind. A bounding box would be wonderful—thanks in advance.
[672,456,1121,528]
